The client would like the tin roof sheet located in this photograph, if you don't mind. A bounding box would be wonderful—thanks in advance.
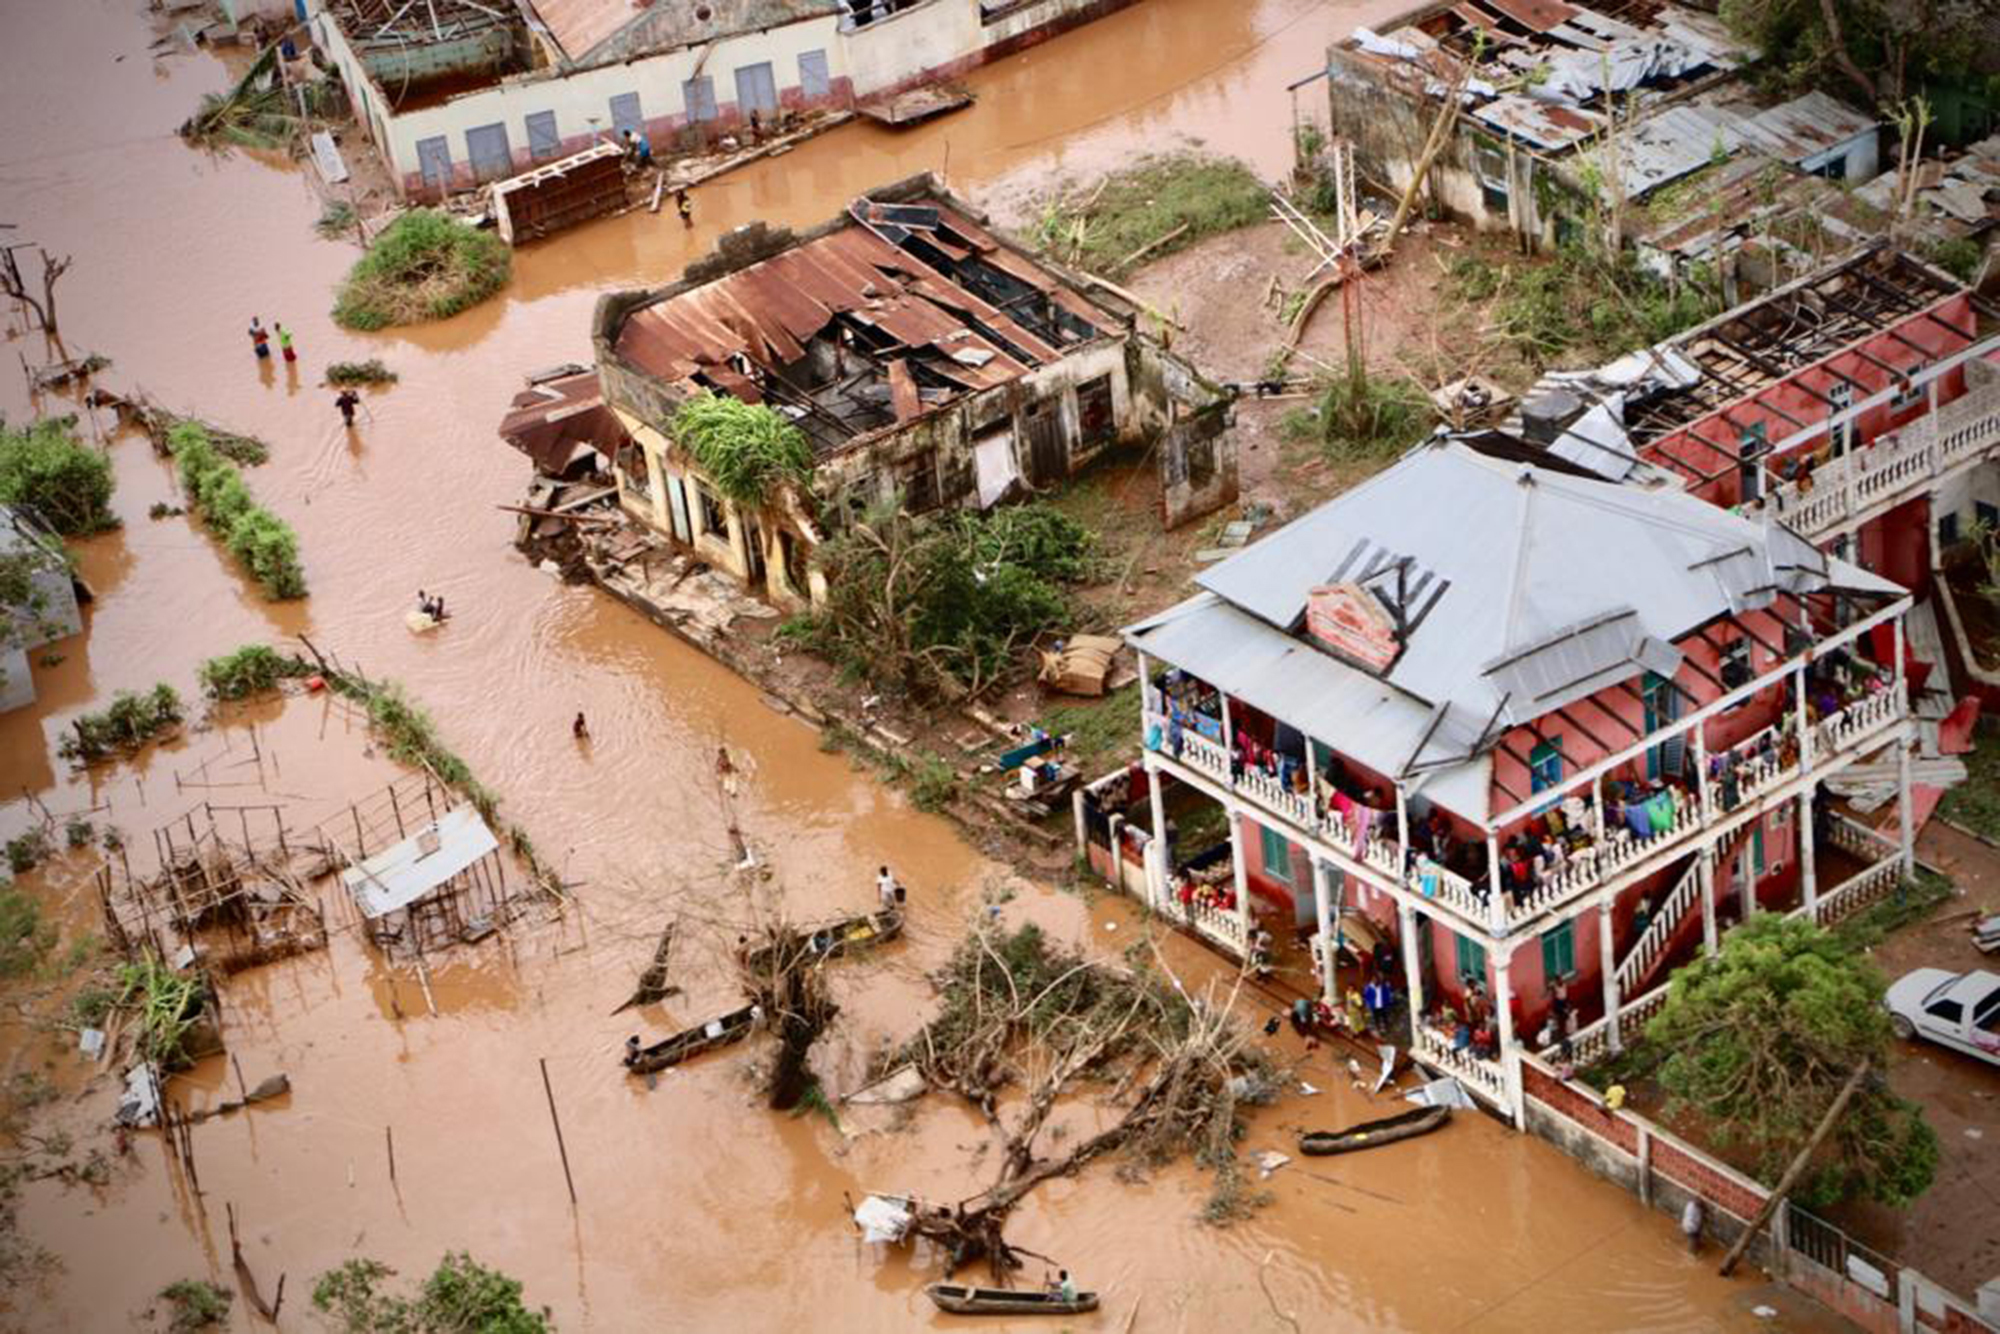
[340,806,498,918]
[613,196,1110,425]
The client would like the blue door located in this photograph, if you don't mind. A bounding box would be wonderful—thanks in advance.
[465,122,512,183]
[525,110,560,160]
[416,135,452,191]
[609,92,644,141]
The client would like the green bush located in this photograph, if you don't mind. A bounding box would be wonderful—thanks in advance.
[168,424,306,599]
[672,394,813,509]
[198,645,313,700]
[1290,368,1434,463]
[56,684,183,763]
[312,1253,550,1333]
[332,210,511,330]
[5,829,48,876]
[0,418,117,536]
[160,1278,232,1331]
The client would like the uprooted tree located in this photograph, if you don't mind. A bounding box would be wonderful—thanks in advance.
[890,922,1274,1275]
[1645,913,1937,1208]
[791,501,1098,700]
[736,920,840,1112]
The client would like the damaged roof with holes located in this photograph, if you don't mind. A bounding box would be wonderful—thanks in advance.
[610,193,1119,456]
[526,0,839,65]
[1130,441,1897,818]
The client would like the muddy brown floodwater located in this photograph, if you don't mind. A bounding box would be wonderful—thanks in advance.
[0,2,1847,1330]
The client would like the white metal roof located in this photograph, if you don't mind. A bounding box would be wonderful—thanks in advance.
[340,805,498,918]
[1146,442,1901,819]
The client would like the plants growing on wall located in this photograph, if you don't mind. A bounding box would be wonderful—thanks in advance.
[670,393,814,510]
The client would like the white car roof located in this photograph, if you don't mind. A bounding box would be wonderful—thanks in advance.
[1943,971,2000,1007]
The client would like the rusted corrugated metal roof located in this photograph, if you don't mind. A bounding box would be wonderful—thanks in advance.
[1478,0,1578,33]
[614,197,1113,416]
[1472,94,1600,150]
[497,372,627,475]
[1733,90,1877,164]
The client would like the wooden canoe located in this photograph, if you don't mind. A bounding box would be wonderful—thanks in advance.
[1298,1104,1450,1155]
[623,1004,757,1075]
[924,1284,1099,1316]
[742,908,903,975]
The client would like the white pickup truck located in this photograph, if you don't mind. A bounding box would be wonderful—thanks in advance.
[1884,969,2000,1068]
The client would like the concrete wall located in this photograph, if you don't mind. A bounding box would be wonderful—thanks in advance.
[319,0,1139,195]
[315,6,849,196]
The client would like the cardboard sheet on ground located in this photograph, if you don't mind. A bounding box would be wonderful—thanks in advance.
[854,1194,913,1244]
[1404,1076,1474,1110]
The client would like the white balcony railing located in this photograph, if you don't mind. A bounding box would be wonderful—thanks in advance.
[1413,1026,1510,1108]
[1764,380,2000,538]
[1146,685,1902,940]
[1794,852,1905,929]
[1614,854,1704,998]
[1560,980,1673,1069]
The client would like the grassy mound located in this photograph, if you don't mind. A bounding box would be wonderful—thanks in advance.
[1032,152,1268,274]
[332,210,510,331]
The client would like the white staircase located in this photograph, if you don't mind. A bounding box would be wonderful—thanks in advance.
[1613,853,1704,998]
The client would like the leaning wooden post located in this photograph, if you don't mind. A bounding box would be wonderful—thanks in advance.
[539,1057,578,1206]
[385,1125,397,1189]
[1717,1059,1871,1277]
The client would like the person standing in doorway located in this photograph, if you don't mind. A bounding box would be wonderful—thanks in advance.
[248,316,270,360]
[335,388,361,427]
[276,322,296,363]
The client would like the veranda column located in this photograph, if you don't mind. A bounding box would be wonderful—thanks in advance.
[1147,758,1170,910]
[1794,667,1814,770]
[1799,788,1819,918]
[1493,942,1524,1127]
[1397,900,1424,1033]
[1897,733,1916,875]
[1313,858,1337,1006]
[1230,805,1252,951]
[1394,784,1412,887]
[1486,832,1506,933]
[1698,848,1718,955]
[1598,901,1622,1053]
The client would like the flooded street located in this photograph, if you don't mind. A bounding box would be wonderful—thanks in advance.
[0,1,1832,1328]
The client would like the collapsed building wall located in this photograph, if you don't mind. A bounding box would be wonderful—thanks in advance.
[590,175,1235,610]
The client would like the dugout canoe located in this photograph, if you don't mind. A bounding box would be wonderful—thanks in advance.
[923,1284,1099,1316]
[623,1005,757,1075]
[1298,1104,1450,1155]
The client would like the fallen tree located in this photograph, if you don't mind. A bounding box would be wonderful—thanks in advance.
[736,920,839,1111]
[889,922,1274,1275]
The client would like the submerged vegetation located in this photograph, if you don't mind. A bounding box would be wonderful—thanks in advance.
[792,502,1098,699]
[325,359,400,386]
[198,644,312,700]
[159,1279,232,1331]
[1031,152,1268,273]
[671,394,812,508]
[332,210,511,331]
[56,684,183,763]
[311,1253,551,1333]
[178,43,298,151]
[169,423,306,599]
[0,417,117,536]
